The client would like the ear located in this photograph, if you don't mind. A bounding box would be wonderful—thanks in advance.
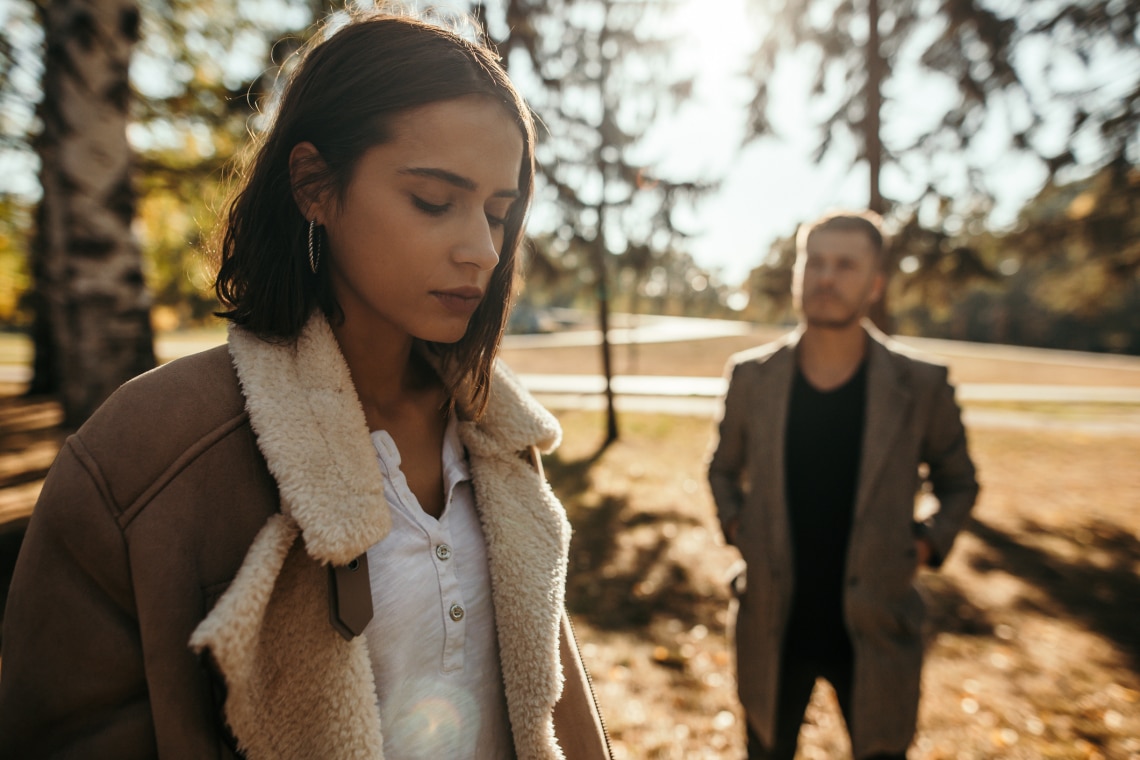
[868,270,886,305]
[289,142,330,223]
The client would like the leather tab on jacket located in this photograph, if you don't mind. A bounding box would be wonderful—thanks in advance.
[328,553,373,640]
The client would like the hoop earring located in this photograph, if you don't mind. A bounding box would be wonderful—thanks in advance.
[307,220,321,274]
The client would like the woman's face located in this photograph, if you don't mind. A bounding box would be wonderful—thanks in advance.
[312,95,524,345]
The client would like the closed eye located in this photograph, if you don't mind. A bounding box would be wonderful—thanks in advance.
[413,196,450,215]
[486,212,507,228]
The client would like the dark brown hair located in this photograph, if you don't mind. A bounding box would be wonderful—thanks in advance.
[214,11,536,417]
[796,210,887,267]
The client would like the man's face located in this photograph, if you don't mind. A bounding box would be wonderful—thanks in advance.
[792,229,884,329]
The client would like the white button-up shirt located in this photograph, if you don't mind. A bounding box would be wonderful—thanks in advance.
[363,415,513,759]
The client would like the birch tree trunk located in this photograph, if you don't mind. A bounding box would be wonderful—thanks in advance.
[30,0,155,426]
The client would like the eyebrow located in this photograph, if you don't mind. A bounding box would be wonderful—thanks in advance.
[399,167,519,199]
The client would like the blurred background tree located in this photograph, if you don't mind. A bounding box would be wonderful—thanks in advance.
[0,1,39,334]
[737,0,1139,344]
[741,0,1140,330]
[483,0,713,443]
[1,0,332,424]
[129,0,341,330]
[27,0,155,426]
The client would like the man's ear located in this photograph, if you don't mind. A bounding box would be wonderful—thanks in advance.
[868,270,886,305]
[289,142,330,223]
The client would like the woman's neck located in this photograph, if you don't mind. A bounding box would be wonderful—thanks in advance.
[330,316,445,429]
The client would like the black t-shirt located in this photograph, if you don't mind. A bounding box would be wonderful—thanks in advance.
[782,359,867,659]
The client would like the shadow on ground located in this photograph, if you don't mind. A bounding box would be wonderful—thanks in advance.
[919,513,1140,676]
[548,439,1140,679]
[921,569,994,639]
[0,393,65,642]
[962,515,1140,670]
[545,446,722,633]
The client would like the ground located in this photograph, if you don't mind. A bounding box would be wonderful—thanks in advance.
[1,329,1138,759]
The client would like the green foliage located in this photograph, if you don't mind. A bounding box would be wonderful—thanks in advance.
[740,231,795,324]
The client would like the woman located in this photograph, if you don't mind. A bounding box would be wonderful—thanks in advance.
[0,12,610,760]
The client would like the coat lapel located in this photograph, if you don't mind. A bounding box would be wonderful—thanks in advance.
[194,314,390,759]
[190,516,385,760]
[853,330,911,523]
[756,337,797,543]
[227,314,391,565]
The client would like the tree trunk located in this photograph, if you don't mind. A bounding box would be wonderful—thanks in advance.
[864,0,893,333]
[31,0,155,426]
[591,233,619,446]
[593,14,619,446]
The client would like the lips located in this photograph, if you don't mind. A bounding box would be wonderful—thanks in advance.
[433,286,484,315]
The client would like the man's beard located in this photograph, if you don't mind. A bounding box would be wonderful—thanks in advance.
[800,289,866,329]
[804,310,863,329]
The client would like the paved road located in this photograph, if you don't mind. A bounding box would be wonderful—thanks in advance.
[527,392,1140,436]
[516,373,1140,404]
[519,375,1140,436]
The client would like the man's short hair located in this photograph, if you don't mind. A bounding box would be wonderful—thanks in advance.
[796,210,887,267]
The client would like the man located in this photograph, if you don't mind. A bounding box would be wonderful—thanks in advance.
[707,211,979,760]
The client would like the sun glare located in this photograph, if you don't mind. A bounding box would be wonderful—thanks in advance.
[671,0,757,82]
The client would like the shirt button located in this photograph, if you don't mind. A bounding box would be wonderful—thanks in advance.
[436,544,452,561]
[449,603,465,622]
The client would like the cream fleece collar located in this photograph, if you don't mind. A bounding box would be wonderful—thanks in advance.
[227,312,561,566]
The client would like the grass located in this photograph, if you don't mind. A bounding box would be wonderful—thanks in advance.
[547,411,1140,760]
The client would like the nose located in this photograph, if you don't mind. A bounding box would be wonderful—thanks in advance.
[815,261,837,285]
[455,213,501,271]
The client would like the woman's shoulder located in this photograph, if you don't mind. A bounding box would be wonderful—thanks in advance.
[73,345,251,478]
[86,345,243,426]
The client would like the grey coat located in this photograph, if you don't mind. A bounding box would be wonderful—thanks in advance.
[707,325,979,758]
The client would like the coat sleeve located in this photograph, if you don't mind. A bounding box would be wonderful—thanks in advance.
[917,368,980,566]
[0,436,153,757]
[707,360,749,540]
[553,611,612,759]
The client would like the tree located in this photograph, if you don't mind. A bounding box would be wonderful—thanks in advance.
[1,1,43,332]
[743,0,1140,327]
[127,0,335,328]
[485,0,709,444]
[1010,158,1140,318]
[29,0,154,426]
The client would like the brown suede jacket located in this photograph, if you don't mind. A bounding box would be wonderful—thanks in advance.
[0,314,610,759]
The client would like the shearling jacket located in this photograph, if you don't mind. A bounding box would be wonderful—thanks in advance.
[0,314,610,759]
[707,325,979,759]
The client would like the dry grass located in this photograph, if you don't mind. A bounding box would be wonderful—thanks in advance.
[549,411,1140,760]
[500,325,1140,388]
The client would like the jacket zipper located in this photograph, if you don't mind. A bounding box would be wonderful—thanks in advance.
[565,610,615,759]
